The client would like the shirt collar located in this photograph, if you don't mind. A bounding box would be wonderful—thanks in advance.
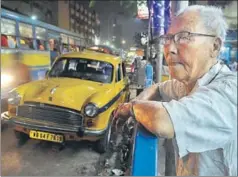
[197,60,224,87]
[190,60,224,93]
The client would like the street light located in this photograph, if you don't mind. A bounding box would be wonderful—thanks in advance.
[31,15,37,20]
[122,40,126,44]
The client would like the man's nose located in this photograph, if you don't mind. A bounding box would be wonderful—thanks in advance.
[167,41,178,55]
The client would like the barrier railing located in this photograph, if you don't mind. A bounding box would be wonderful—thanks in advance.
[131,123,158,176]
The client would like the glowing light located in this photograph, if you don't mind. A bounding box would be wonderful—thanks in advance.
[1,73,14,87]
[31,15,37,20]
[137,1,149,19]
[95,37,100,45]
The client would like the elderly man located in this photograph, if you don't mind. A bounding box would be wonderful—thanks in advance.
[116,5,237,176]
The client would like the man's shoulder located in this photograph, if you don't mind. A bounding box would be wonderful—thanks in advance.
[215,69,237,86]
[202,70,237,103]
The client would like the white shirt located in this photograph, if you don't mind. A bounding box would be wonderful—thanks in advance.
[159,61,237,176]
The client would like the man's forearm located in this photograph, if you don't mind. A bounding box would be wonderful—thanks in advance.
[133,84,162,101]
[132,100,174,139]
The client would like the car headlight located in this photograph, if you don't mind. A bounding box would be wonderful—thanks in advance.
[8,90,21,105]
[1,73,14,87]
[84,103,99,118]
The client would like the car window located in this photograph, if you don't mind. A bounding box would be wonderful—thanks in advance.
[49,58,114,83]
[116,64,122,82]
[50,59,67,76]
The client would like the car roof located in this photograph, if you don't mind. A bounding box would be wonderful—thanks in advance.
[59,50,121,65]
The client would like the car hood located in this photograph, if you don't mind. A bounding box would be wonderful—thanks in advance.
[22,77,113,111]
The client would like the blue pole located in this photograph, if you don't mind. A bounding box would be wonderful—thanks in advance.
[152,0,165,83]
[152,0,160,36]
[164,0,171,34]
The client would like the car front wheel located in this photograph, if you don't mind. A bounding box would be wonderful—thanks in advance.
[14,130,29,146]
[95,116,116,154]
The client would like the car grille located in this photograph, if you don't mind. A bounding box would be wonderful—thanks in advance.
[17,102,83,127]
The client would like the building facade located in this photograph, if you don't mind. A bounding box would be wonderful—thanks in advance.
[1,0,100,46]
[63,0,100,46]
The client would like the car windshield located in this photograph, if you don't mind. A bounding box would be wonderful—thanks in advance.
[49,58,114,83]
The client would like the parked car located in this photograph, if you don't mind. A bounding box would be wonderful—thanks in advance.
[2,50,130,153]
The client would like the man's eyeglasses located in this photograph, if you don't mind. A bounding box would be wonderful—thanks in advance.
[159,31,216,45]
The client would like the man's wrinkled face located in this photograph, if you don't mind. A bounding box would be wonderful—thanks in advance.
[163,11,215,84]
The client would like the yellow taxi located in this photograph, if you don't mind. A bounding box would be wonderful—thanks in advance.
[4,49,130,153]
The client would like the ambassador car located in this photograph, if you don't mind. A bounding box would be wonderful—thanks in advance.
[3,49,130,153]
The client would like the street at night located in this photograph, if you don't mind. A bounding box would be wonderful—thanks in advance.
[1,0,237,176]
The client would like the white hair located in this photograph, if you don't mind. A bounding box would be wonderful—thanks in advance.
[176,5,228,43]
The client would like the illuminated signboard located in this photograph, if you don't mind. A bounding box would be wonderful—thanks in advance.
[137,0,149,19]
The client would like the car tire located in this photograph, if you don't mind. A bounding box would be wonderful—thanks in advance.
[14,130,29,146]
[95,115,115,154]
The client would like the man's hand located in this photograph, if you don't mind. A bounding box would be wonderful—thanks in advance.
[115,100,174,139]
[114,102,134,119]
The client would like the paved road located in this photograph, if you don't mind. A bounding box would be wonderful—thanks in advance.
[1,125,103,176]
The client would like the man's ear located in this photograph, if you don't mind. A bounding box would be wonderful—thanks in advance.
[212,37,222,57]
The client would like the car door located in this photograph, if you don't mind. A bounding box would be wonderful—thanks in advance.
[122,62,130,102]
[115,63,124,103]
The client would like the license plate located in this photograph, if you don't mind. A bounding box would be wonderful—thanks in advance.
[29,130,63,143]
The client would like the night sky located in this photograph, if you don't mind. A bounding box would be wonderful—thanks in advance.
[87,1,148,48]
